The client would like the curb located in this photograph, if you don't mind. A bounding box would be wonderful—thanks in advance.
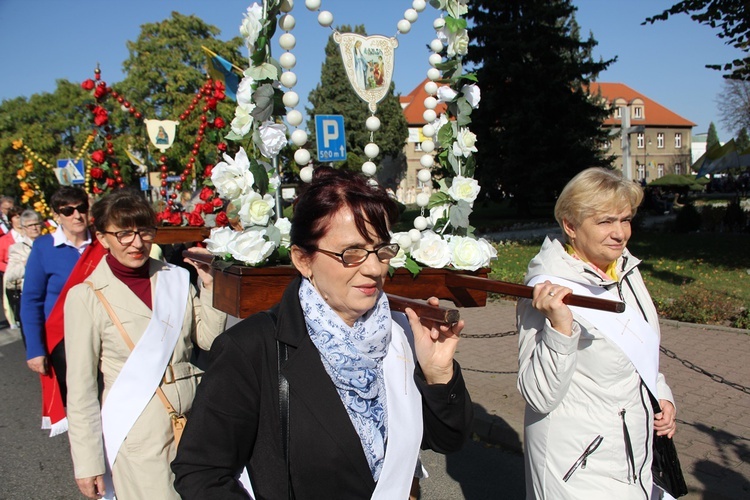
[659,318,750,335]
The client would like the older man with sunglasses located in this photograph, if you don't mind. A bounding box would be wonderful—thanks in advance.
[21,186,104,435]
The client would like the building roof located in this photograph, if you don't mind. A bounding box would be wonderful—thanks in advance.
[588,82,696,128]
[400,78,447,126]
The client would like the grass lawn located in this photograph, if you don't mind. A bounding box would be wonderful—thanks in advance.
[489,231,750,328]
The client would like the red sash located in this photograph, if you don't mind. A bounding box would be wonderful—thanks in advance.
[40,237,106,436]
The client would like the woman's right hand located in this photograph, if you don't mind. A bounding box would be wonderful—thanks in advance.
[531,280,574,336]
[26,355,47,374]
[76,475,106,499]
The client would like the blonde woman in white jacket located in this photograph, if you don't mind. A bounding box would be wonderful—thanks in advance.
[517,168,676,500]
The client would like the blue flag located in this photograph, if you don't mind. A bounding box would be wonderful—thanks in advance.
[202,46,242,102]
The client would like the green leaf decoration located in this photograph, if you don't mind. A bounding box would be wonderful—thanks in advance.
[449,200,472,229]
[437,122,454,146]
[249,157,269,195]
[463,155,476,178]
[251,83,275,123]
[428,191,452,209]
[245,62,278,82]
[435,60,458,72]
[224,130,246,141]
[456,98,473,126]
[404,257,423,277]
[447,150,461,176]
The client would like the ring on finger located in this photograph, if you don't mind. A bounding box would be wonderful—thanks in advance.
[548,291,555,297]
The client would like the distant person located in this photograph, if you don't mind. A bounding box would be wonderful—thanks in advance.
[64,190,227,499]
[0,195,14,234]
[5,210,43,337]
[0,206,23,326]
[517,168,677,499]
[21,186,105,435]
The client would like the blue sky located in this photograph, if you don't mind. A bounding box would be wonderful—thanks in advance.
[0,0,742,141]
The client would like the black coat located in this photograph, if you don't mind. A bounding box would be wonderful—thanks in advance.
[172,277,472,500]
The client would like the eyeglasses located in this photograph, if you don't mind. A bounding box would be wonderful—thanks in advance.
[22,223,42,229]
[315,243,400,266]
[58,203,89,217]
[101,227,157,246]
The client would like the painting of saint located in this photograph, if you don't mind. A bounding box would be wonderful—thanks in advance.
[156,126,169,145]
[353,41,367,90]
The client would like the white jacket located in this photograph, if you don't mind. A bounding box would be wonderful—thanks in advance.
[517,236,674,499]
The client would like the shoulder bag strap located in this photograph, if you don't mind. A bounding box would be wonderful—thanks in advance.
[85,281,179,417]
[268,309,294,500]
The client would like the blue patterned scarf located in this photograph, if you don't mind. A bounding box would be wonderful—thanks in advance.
[298,278,391,481]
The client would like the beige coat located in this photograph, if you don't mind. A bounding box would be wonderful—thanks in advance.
[64,258,227,500]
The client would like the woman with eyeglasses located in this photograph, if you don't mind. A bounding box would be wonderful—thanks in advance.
[22,186,93,411]
[173,167,472,499]
[63,189,227,500]
[0,206,24,327]
[5,209,44,340]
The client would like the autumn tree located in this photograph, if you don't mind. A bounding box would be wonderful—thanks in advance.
[466,0,615,213]
[306,25,408,177]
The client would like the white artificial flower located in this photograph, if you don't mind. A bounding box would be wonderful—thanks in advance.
[268,172,281,192]
[237,76,255,111]
[436,86,458,103]
[448,175,481,205]
[410,231,451,269]
[204,226,237,256]
[238,191,275,227]
[452,127,478,158]
[211,147,254,200]
[258,121,288,159]
[428,204,450,227]
[227,227,277,266]
[448,235,497,271]
[389,232,413,268]
[447,29,470,58]
[274,217,291,247]
[230,105,254,137]
[461,84,481,109]
[240,3,264,51]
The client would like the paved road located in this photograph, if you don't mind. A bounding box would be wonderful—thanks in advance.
[2,294,749,499]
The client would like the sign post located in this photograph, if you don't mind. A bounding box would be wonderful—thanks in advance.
[55,159,85,186]
[315,115,347,163]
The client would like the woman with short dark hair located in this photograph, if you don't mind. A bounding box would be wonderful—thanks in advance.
[173,167,472,499]
[64,189,227,499]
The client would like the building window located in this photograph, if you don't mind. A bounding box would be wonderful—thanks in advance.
[637,133,645,149]
[675,133,682,148]
[414,142,423,152]
[603,139,612,149]
[657,133,664,149]
[675,163,682,175]
[637,163,645,180]
[657,164,664,178]
[633,106,643,119]
[614,107,622,119]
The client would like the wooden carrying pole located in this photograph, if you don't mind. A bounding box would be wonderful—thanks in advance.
[182,251,461,324]
[444,274,625,313]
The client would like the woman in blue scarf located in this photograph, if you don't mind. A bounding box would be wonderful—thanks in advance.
[173,167,472,499]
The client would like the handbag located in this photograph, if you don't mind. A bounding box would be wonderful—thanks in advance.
[652,434,688,497]
[87,282,187,447]
[650,393,688,498]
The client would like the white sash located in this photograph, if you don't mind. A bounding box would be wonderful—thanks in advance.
[527,274,660,398]
[372,313,423,499]
[99,265,189,497]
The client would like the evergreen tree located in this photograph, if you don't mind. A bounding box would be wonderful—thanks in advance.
[306,25,407,173]
[707,122,720,151]
[735,127,749,152]
[466,0,615,213]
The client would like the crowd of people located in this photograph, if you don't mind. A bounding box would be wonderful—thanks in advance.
[1,166,681,499]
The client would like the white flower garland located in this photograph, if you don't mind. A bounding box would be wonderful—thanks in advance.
[207,0,496,272]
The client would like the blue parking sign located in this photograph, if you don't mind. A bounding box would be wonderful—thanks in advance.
[315,115,347,162]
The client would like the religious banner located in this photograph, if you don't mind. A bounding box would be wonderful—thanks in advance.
[144,119,179,152]
[334,33,398,113]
